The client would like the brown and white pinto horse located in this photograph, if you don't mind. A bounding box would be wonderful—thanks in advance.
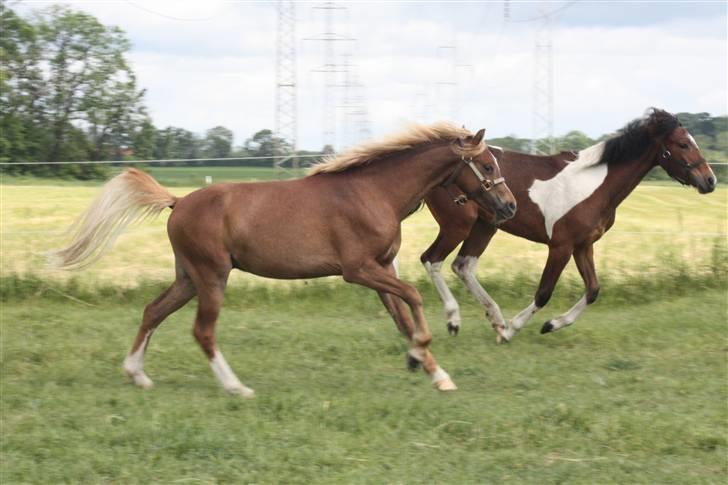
[421,109,717,342]
[50,123,516,396]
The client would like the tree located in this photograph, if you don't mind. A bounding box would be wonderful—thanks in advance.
[0,3,148,178]
[203,126,233,158]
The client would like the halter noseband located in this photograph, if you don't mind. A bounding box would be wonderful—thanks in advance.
[441,155,505,206]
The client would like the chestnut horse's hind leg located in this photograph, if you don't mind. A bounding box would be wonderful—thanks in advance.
[502,244,573,341]
[377,291,415,338]
[123,272,196,389]
[451,220,508,341]
[541,242,600,334]
[345,261,456,391]
[190,267,254,398]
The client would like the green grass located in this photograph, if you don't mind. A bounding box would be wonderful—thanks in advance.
[1,279,726,484]
[1,183,726,287]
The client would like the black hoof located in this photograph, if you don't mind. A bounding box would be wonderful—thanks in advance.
[447,322,460,336]
[540,321,554,334]
[406,354,421,372]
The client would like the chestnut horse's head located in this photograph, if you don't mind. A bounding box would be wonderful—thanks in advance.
[450,128,517,223]
[647,109,717,194]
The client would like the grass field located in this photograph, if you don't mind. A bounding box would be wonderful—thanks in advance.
[1,281,726,483]
[1,180,726,289]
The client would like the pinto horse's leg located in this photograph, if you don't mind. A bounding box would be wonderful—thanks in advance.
[421,233,468,336]
[123,271,196,389]
[541,242,600,334]
[450,219,508,341]
[344,261,456,391]
[502,244,573,341]
[191,269,255,398]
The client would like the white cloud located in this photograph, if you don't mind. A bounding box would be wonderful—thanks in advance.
[15,1,727,150]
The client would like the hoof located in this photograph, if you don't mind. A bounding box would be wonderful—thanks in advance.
[540,321,555,334]
[406,354,421,372]
[226,386,256,399]
[494,325,510,344]
[433,377,458,391]
[447,322,460,336]
[125,370,154,389]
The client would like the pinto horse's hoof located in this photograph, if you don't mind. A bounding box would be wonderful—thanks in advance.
[541,321,555,334]
[447,322,460,336]
[406,354,421,372]
[433,376,458,391]
[494,325,510,344]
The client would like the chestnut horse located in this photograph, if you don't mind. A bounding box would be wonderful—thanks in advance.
[50,123,516,396]
[421,109,717,342]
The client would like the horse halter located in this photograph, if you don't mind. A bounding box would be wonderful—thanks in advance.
[660,145,707,184]
[441,155,506,206]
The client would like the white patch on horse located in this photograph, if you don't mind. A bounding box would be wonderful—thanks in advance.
[392,255,401,278]
[451,255,506,328]
[424,261,461,329]
[504,300,541,340]
[431,366,451,384]
[688,133,699,149]
[123,331,154,389]
[210,350,255,398]
[547,295,588,331]
[529,142,607,239]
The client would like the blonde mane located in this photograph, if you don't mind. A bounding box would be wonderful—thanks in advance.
[308,121,476,176]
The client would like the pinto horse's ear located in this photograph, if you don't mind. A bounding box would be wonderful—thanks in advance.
[472,128,486,145]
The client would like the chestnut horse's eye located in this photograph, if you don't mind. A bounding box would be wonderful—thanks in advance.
[485,165,494,173]
[679,142,689,149]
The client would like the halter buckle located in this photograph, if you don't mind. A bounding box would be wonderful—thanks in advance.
[662,149,671,160]
[481,179,494,191]
[453,195,468,205]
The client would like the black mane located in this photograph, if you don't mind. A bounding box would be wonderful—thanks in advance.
[599,108,681,165]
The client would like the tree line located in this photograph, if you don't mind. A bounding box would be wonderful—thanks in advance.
[2,3,725,181]
[0,4,297,179]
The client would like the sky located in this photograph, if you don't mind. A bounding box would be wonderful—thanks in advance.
[13,0,728,151]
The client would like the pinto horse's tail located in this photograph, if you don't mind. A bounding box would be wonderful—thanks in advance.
[48,168,177,270]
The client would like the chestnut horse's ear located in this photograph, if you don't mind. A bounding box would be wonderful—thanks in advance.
[472,128,486,145]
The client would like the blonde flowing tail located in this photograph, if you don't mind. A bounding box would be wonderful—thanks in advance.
[48,168,177,270]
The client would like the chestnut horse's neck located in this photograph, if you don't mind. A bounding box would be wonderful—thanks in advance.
[341,143,459,219]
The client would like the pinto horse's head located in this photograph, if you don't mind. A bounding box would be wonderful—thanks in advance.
[647,109,717,194]
[450,128,517,223]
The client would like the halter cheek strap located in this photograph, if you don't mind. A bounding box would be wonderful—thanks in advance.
[441,156,505,206]
[660,145,706,185]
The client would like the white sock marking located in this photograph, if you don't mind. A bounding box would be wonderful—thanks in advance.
[548,295,588,331]
[506,300,541,340]
[210,350,254,398]
[529,142,607,239]
[431,366,450,384]
[123,331,154,389]
[424,261,461,328]
[452,255,506,328]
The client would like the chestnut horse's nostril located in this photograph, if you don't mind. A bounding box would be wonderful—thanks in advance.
[508,202,517,212]
[708,176,715,187]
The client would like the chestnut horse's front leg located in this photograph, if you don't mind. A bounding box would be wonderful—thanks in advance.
[343,261,456,391]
